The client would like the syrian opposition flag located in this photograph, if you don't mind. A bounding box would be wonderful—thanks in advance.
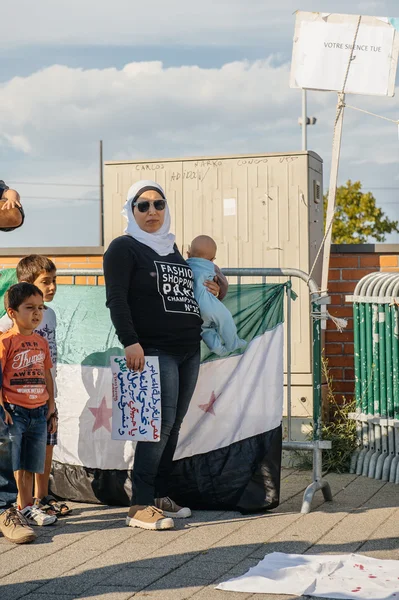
[49,283,285,512]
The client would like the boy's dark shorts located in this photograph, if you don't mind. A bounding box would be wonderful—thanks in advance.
[2,403,47,473]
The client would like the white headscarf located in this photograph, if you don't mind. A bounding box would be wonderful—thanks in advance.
[122,180,176,256]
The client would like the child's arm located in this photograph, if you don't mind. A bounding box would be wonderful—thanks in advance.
[44,368,57,434]
[0,344,13,425]
[0,388,13,425]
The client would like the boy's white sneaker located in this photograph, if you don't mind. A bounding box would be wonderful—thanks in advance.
[20,503,57,526]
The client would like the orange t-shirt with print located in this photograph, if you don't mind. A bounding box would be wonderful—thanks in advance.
[0,328,53,409]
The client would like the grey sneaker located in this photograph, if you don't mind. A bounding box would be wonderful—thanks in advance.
[126,505,174,530]
[155,497,192,519]
[0,507,37,544]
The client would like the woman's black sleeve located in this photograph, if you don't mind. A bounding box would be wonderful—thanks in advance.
[103,239,139,348]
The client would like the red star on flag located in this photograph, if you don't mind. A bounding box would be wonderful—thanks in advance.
[199,391,218,415]
[89,396,113,433]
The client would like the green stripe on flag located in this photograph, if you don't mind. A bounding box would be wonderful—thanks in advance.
[53,286,123,367]
[1,270,286,366]
[201,283,285,362]
[50,283,285,367]
[0,268,18,317]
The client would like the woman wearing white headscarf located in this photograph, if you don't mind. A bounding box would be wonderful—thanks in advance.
[103,180,225,531]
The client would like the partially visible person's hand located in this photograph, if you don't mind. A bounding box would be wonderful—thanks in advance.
[2,409,13,426]
[48,414,58,434]
[125,343,145,372]
[2,198,20,210]
[214,265,228,301]
[204,278,221,298]
[47,401,55,421]
[1,190,21,210]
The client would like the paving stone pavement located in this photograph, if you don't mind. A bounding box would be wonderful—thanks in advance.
[0,468,398,600]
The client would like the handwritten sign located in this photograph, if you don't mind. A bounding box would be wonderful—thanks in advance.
[290,12,399,97]
[110,356,161,442]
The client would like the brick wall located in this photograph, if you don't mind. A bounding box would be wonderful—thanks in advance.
[326,248,399,402]
[0,254,104,285]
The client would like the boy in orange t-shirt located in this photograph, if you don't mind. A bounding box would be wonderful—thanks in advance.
[0,283,57,528]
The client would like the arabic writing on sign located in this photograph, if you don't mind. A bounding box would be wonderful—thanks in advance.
[110,356,161,442]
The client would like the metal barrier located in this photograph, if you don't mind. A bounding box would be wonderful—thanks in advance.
[347,272,399,484]
[58,267,333,513]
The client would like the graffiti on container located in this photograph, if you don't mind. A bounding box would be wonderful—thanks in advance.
[135,164,165,171]
[193,160,222,168]
[236,158,268,166]
[169,160,223,181]
[170,170,209,182]
[279,156,299,163]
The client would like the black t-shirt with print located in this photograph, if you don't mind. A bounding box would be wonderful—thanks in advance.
[103,235,202,353]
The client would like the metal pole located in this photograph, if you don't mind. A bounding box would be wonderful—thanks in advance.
[366,304,374,415]
[312,299,322,443]
[392,305,399,420]
[301,296,333,513]
[385,303,393,419]
[379,306,387,418]
[353,303,361,410]
[321,93,346,293]
[286,279,292,442]
[359,303,367,414]
[372,304,380,416]
[99,140,104,247]
[302,89,307,151]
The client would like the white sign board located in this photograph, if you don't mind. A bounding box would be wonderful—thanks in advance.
[110,356,161,442]
[290,12,399,96]
[223,198,236,216]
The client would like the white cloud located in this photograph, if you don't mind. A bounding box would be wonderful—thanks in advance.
[2,57,397,169]
[2,134,31,154]
[0,59,301,165]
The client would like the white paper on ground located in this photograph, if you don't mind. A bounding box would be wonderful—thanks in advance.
[217,552,399,599]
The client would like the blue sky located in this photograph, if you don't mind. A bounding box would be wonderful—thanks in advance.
[1,0,399,247]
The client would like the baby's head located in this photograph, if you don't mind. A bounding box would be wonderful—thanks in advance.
[188,235,217,262]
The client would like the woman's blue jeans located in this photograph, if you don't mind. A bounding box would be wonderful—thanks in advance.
[131,347,200,506]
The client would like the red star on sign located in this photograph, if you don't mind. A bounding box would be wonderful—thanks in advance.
[89,396,113,433]
[199,391,218,415]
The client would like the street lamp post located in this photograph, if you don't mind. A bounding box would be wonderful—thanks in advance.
[298,90,317,150]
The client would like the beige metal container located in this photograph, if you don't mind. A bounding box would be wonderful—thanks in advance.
[104,151,323,427]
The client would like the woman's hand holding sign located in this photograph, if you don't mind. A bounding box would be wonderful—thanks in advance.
[125,342,145,372]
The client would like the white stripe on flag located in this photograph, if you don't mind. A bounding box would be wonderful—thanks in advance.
[174,324,283,459]
[53,325,283,470]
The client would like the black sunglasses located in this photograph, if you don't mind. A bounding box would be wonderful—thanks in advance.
[132,199,166,213]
